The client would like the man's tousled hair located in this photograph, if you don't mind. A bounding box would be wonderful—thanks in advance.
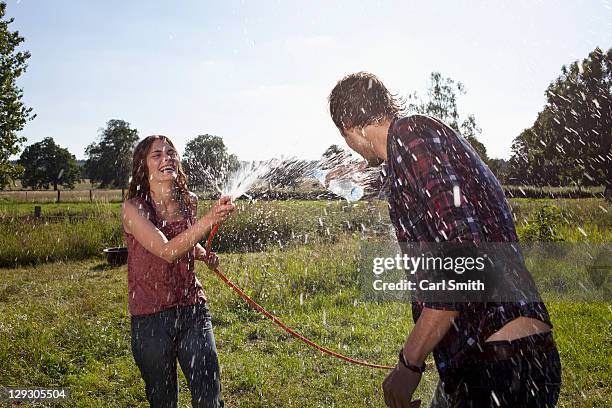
[328,72,403,134]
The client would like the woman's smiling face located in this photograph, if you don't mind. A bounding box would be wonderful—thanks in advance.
[146,138,179,184]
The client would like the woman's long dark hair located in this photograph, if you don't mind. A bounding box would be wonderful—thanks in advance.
[126,135,193,214]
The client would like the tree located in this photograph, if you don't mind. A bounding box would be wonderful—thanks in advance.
[543,47,611,187]
[320,144,351,170]
[487,158,511,185]
[323,144,344,158]
[181,134,239,191]
[85,119,139,188]
[265,158,311,191]
[507,130,532,185]
[407,72,489,162]
[0,1,35,189]
[508,47,611,188]
[18,137,80,190]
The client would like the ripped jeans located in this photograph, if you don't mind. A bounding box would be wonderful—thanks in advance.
[131,302,224,408]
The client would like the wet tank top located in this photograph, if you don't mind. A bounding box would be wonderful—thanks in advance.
[124,195,206,316]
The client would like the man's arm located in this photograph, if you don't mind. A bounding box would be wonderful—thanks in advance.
[402,307,458,366]
[382,307,457,407]
[323,160,368,185]
[382,304,458,407]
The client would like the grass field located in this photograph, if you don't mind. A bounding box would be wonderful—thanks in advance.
[0,239,609,407]
[0,198,610,406]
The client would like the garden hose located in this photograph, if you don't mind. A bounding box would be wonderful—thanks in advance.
[205,224,396,370]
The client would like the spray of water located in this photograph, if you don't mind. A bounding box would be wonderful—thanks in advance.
[193,148,380,202]
[220,160,274,200]
[307,149,381,202]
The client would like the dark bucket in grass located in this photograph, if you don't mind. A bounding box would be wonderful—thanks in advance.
[104,247,128,266]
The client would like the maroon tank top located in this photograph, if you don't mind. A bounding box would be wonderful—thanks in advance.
[124,196,206,316]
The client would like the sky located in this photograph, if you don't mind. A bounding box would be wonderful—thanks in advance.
[5,0,612,161]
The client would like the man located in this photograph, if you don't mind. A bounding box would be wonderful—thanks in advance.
[327,72,561,407]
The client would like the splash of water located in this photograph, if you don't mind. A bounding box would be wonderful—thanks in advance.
[219,160,273,200]
[312,169,364,202]
[195,147,380,201]
[308,148,380,202]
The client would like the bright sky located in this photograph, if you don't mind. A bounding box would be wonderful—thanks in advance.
[6,0,612,161]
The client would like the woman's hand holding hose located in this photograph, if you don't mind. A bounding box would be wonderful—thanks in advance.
[195,196,234,270]
[201,196,235,228]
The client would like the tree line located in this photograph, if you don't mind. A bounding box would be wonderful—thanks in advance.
[15,121,239,192]
[507,47,611,189]
[0,1,609,193]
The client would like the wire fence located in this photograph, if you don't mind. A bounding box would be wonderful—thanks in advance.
[0,189,125,203]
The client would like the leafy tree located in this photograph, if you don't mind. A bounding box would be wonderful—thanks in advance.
[265,158,311,191]
[323,144,344,158]
[0,1,35,189]
[18,137,80,190]
[459,115,488,162]
[508,47,611,189]
[320,144,351,169]
[85,119,139,188]
[507,130,531,185]
[407,72,489,162]
[487,158,510,185]
[545,47,611,187]
[181,134,239,191]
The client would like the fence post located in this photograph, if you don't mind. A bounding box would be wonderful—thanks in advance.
[25,191,28,202]
[57,189,60,203]
[90,189,93,202]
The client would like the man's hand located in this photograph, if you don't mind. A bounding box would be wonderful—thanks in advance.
[382,363,422,408]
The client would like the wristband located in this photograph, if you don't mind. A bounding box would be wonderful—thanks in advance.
[398,350,426,373]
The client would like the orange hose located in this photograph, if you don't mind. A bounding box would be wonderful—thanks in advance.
[205,224,394,370]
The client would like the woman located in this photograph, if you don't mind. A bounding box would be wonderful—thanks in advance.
[121,135,235,408]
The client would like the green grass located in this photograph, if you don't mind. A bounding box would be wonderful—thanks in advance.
[0,218,124,267]
[0,200,391,267]
[511,198,612,229]
[0,238,609,407]
[0,202,121,219]
[0,198,610,267]
[0,197,610,406]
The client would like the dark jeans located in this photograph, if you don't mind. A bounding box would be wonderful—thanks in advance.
[431,333,562,407]
[131,302,224,408]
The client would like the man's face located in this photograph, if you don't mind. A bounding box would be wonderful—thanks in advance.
[342,127,380,164]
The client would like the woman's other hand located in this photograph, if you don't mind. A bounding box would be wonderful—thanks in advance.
[196,248,219,270]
